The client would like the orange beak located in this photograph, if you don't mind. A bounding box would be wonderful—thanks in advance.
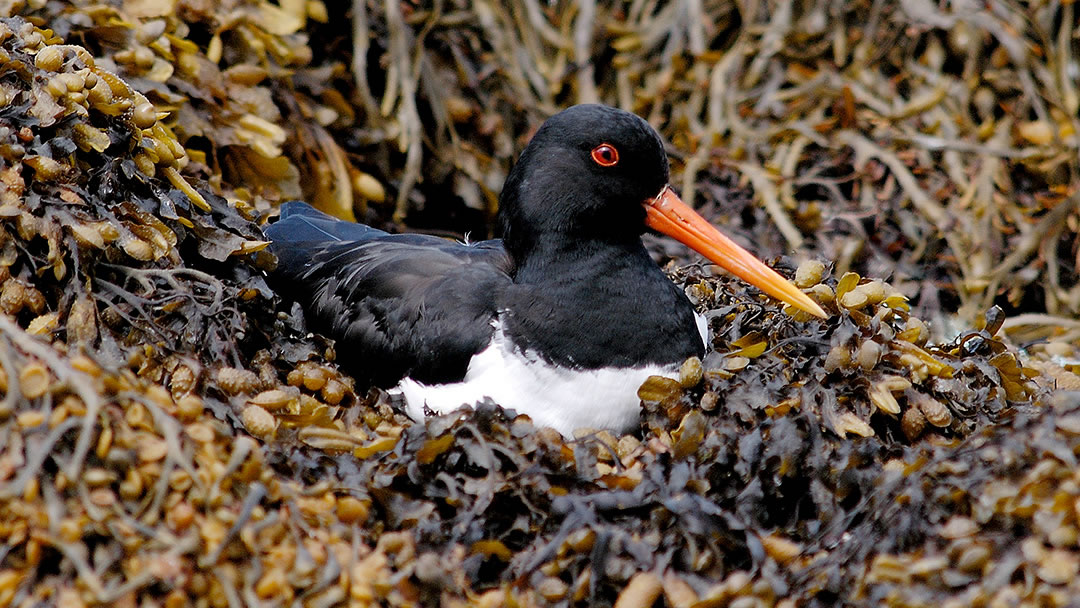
[645,187,828,319]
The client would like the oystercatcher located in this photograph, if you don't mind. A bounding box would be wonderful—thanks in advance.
[265,105,826,436]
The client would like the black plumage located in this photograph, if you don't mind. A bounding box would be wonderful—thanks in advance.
[265,106,702,386]
[266,204,513,385]
[264,104,824,434]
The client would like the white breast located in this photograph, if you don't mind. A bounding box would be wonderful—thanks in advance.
[394,321,686,437]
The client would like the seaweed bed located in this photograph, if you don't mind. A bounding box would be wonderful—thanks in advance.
[0,1,1079,606]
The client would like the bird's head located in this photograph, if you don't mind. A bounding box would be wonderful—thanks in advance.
[498,104,827,319]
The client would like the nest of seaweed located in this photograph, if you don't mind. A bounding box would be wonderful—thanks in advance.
[0,4,1078,608]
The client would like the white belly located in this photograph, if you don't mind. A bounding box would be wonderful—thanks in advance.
[394,323,683,437]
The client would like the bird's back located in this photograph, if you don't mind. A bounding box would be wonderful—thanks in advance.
[264,202,513,386]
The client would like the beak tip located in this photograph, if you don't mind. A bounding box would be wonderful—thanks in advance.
[785,295,829,320]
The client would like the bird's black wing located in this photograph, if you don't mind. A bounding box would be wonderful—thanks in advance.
[264,202,513,386]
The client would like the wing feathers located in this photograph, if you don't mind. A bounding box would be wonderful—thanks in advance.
[265,202,512,385]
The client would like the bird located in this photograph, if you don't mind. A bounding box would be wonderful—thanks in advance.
[264,104,826,437]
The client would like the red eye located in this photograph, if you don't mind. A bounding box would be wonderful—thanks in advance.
[591,144,619,167]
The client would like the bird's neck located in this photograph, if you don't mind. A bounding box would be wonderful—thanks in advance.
[497,239,705,370]
[497,165,648,272]
[510,235,647,284]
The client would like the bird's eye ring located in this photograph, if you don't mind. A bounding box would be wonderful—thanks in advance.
[591,144,619,167]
